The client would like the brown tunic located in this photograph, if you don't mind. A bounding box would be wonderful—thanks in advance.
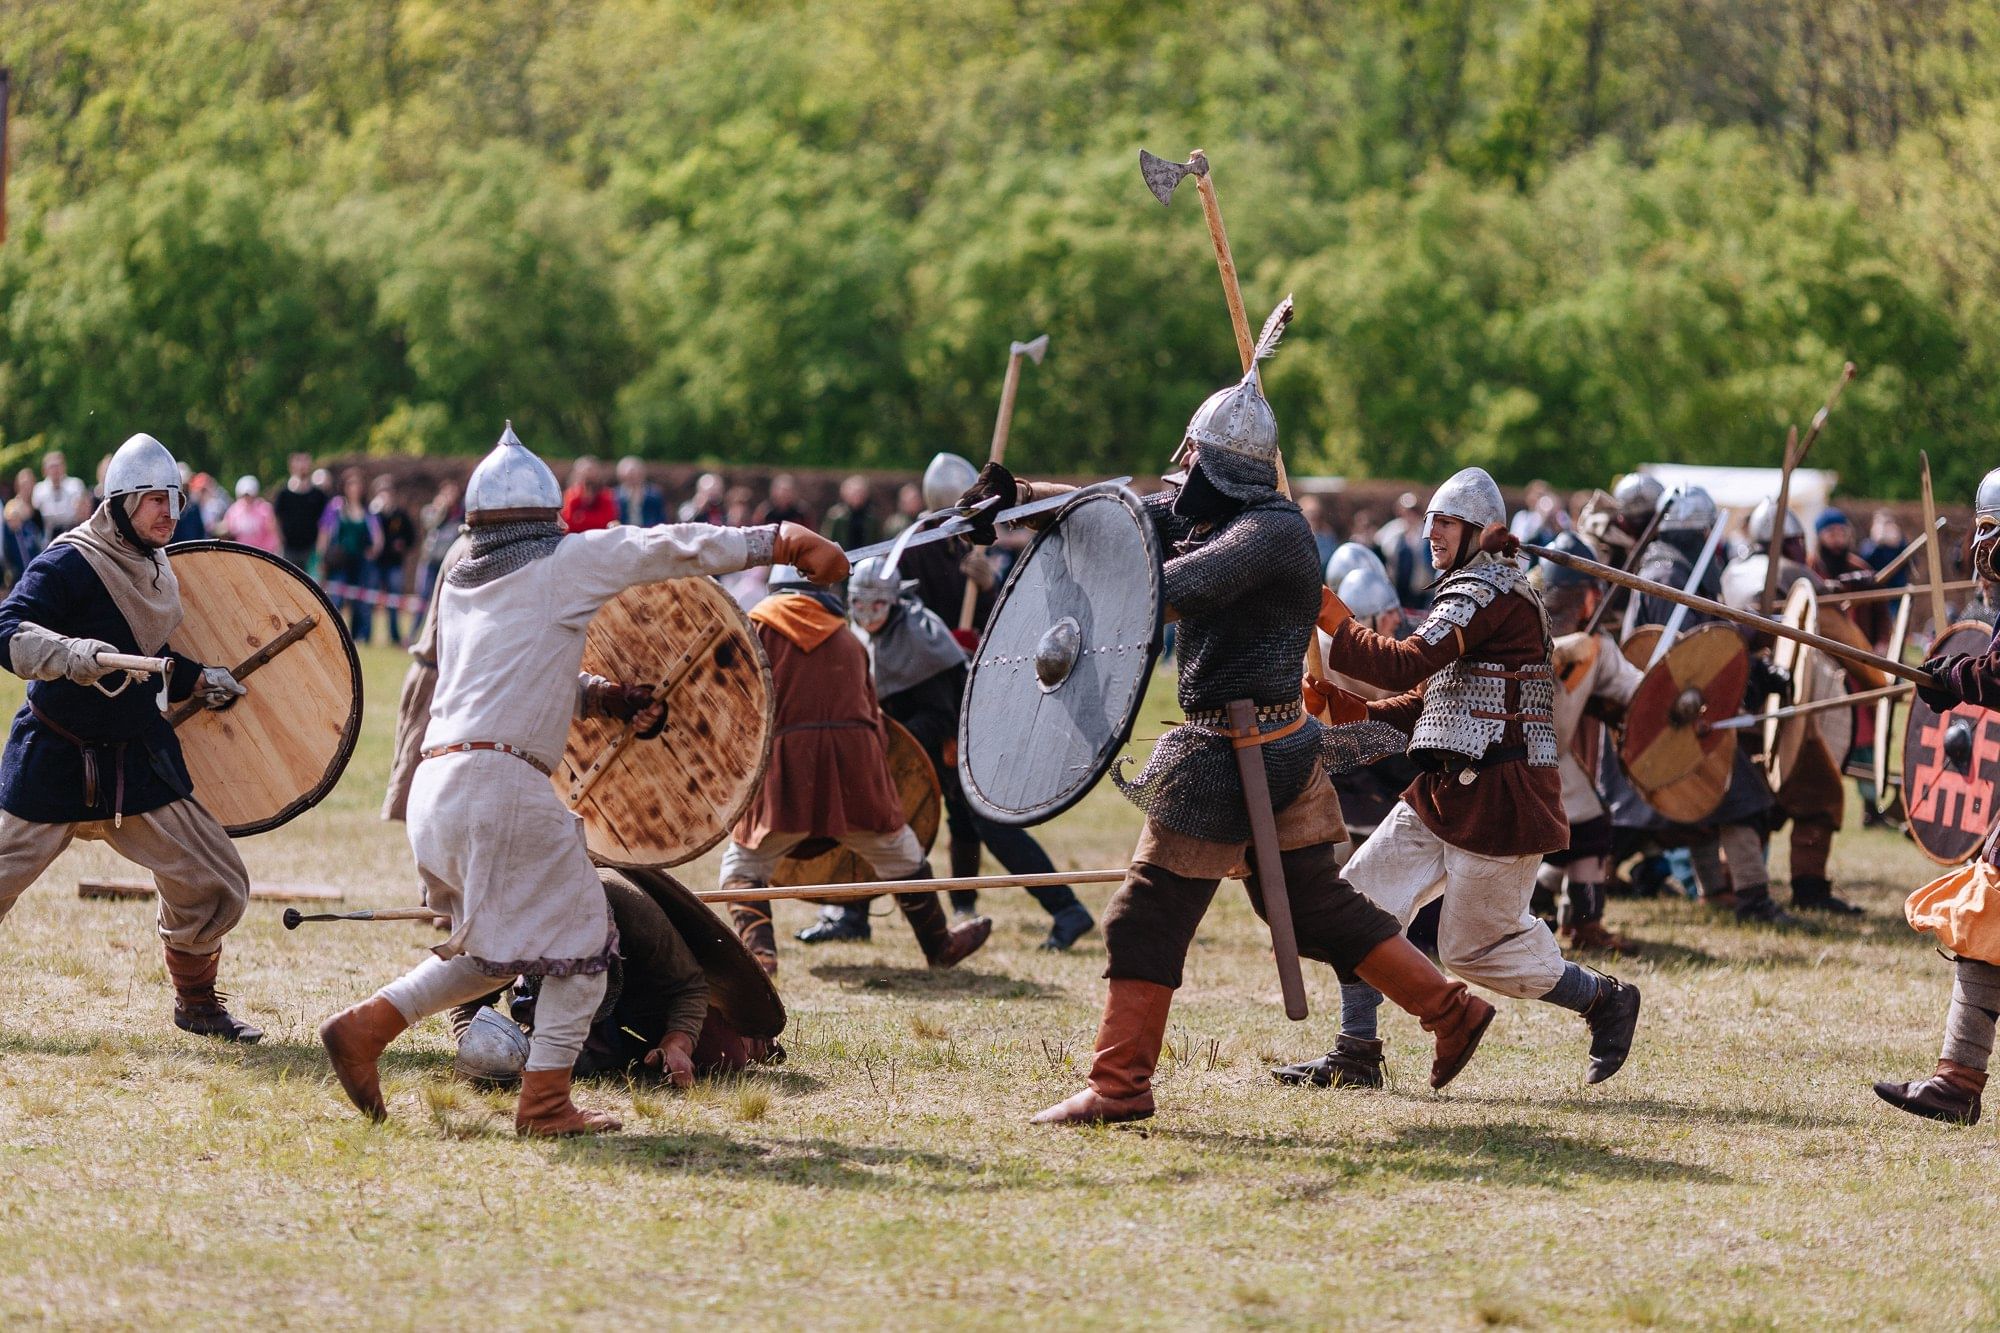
[733,594,904,847]
[1326,589,1568,858]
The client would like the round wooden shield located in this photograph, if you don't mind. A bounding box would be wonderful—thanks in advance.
[1873,592,1913,802]
[1619,623,1748,823]
[1762,579,1819,789]
[959,483,1164,826]
[1901,620,2000,865]
[1621,625,1662,670]
[601,866,785,1039]
[771,717,941,890]
[556,577,773,869]
[163,541,362,836]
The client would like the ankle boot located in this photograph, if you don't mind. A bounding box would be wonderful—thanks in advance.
[319,996,411,1121]
[515,1068,623,1137]
[728,896,778,976]
[1874,1060,1986,1124]
[1032,979,1174,1125]
[1564,918,1641,958]
[163,946,263,1042]
[796,903,872,944]
[1353,935,1495,1089]
[1790,875,1863,916]
[897,889,991,968]
[1270,1033,1385,1089]
[1582,974,1642,1084]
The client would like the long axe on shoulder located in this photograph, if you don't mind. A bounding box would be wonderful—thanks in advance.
[959,333,1050,631]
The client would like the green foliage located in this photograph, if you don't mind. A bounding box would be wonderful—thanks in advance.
[0,0,1995,496]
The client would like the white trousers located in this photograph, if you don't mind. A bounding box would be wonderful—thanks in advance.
[376,954,606,1072]
[1344,801,1566,1000]
[718,825,926,886]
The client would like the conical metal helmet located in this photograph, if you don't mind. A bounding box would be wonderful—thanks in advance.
[1747,497,1803,547]
[1178,296,1294,502]
[1338,564,1400,620]
[846,555,907,619]
[922,452,979,513]
[102,433,186,518]
[1423,467,1506,536]
[453,1005,528,1086]
[465,420,561,524]
[1658,485,1716,534]
[1529,530,1602,590]
[1612,473,1664,524]
[1324,541,1388,592]
[1976,467,2000,528]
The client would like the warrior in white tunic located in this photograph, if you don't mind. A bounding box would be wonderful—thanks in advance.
[320,425,845,1136]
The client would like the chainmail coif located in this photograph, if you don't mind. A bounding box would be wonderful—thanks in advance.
[448,519,566,589]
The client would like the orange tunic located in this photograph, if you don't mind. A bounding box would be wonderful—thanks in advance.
[733,593,905,847]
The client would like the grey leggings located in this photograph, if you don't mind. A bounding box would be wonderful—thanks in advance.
[1942,957,2000,1072]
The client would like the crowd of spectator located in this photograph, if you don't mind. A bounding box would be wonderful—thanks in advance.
[0,446,1941,652]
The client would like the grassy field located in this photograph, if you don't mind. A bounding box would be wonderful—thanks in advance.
[0,642,1995,1329]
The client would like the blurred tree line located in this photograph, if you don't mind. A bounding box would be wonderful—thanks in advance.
[0,0,1994,497]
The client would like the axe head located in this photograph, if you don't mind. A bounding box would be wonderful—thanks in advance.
[1011,334,1049,365]
[1138,149,1205,205]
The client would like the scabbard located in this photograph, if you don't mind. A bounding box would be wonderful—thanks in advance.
[1226,699,1309,1021]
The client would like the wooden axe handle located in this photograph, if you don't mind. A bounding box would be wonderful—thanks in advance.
[1190,152,1255,373]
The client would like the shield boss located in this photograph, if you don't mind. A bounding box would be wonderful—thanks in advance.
[958,484,1163,825]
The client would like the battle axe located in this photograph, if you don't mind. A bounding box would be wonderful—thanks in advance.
[1140,149,1254,373]
[960,334,1051,631]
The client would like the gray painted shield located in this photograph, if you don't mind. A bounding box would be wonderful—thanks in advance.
[957,483,1163,825]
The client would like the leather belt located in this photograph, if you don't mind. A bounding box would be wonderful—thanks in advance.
[420,741,554,777]
[1185,701,1310,750]
[29,701,127,825]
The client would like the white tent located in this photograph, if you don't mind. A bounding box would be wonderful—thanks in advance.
[1640,463,1839,526]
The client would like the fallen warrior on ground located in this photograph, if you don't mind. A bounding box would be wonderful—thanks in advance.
[320,422,844,1137]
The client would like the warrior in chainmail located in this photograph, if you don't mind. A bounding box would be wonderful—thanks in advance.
[320,422,844,1137]
[960,302,1497,1127]
[1274,466,1643,1092]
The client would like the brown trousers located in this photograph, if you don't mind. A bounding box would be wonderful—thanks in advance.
[1102,839,1402,990]
[381,659,438,823]
[0,802,249,952]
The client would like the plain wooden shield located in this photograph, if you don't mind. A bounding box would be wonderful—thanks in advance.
[1901,621,2000,865]
[164,541,362,835]
[1873,592,1913,802]
[772,717,942,890]
[557,577,773,869]
[1619,623,1748,823]
[1621,625,1662,670]
[1762,579,1820,789]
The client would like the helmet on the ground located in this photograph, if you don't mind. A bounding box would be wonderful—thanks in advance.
[465,421,561,524]
[921,452,978,513]
[453,1005,528,1086]
[102,434,185,519]
[1423,467,1505,536]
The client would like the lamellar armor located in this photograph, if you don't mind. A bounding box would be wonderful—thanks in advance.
[1406,560,1559,774]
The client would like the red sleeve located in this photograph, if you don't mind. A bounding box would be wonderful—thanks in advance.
[1366,686,1425,732]
[1324,616,1463,692]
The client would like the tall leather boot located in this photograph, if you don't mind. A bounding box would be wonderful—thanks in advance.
[726,890,778,976]
[1790,875,1863,916]
[163,945,264,1042]
[1353,935,1496,1090]
[897,879,991,968]
[1032,978,1174,1125]
[319,996,410,1121]
[1874,1060,1986,1124]
[515,1067,623,1137]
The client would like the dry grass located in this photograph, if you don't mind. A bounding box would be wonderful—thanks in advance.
[0,645,1995,1327]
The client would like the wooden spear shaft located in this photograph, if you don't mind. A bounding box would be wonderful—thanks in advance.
[1821,578,1977,609]
[1701,681,1912,732]
[959,345,1029,631]
[1870,517,1947,587]
[700,868,1128,906]
[1521,540,1938,688]
[1920,451,1949,635]
[1760,361,1857,615]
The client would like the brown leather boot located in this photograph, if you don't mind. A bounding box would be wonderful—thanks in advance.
[1353,935,1496,1089]
[728,897,778,976]
[319,996,410,1121]
[1564,919,1641,957]
[515,1068,623,1137]
[1874,1060,1986,1125]
[163,945,263,1042]
[896,890,991,968]
[1033,978,1174,1125]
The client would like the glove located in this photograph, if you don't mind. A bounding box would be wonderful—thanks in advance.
[197,665,247,710]
[959,463,1019,544]
[587,680,668,737]
[7,623,117,685]
[645,1030,697,1089]
[1304,674,1368,725]
[1317,586,1353,635]
[1918,654,1969,713]
[1747,657,1792,706]
[774,521,850,586]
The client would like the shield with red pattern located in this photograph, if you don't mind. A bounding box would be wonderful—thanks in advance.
[1902,621,2000,865]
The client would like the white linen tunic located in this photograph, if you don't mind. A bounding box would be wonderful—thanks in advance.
[1550,629,1643,823]
[410,524,763,975]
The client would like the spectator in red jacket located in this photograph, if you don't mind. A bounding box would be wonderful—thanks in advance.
[560,457,618,533]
